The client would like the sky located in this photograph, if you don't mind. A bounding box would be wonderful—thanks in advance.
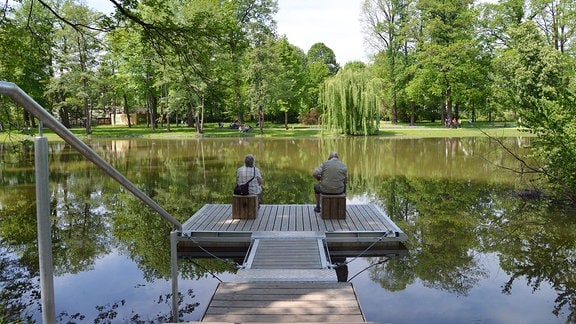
[275,0,367,64]
[88,0,367,64]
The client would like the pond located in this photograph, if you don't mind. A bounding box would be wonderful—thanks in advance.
[0,136,575,323]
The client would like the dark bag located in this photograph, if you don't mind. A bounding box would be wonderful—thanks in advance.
[234,167,255,195]
[234,183,250,195]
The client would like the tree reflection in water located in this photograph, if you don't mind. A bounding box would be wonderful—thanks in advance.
[0,137,575,322]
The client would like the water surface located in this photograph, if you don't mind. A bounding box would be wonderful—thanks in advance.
[0,136,574,323]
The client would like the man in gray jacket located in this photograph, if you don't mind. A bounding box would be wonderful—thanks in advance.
[312,152,347,213]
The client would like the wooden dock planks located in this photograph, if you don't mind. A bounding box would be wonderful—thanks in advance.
[179,203,408,258]
[202,282,366,323]
[249,238,322,269]
[182,204,405,234]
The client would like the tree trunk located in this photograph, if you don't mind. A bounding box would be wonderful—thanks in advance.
[410,101,415,126]
[259,108,264,135]
[147,90,157,131]
[447,101,453,127]
[123,94,132,128]
[446,87,452,127]
[391,99,398,124]
[113,97,117,126]
[230,42,243,125]
[187,104,194,128]
[82,76,91,134]
[440,103,448,127]
[199,94,205,134]
[59,107,70,128]
[165,84,170,132]
[56,90,70,128]
[84,96,91,134]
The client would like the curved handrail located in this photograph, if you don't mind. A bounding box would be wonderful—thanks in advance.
[0,81,182,230]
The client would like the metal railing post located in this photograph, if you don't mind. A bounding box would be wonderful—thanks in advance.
[34,135,56,323]
[170,230,179,322]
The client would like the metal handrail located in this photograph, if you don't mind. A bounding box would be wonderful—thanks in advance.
[0,81,182,230]
[1,80,183,322]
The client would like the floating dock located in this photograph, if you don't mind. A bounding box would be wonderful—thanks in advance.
[179,203,408,258]
[179,203,407,323]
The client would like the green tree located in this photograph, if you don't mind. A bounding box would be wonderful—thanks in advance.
[302,43,336,120]
[362,0,414,124]
[108,26,159,129]
[271,37,306,129]
[321,65,383,135]
[219,0,278,125]
[47,0,103,133]
[307,42,340,76]
[1,0,54,129]
[530,0,576,53]
[496,21,576,202]
[245,37,277,133]
[409,0,482,126]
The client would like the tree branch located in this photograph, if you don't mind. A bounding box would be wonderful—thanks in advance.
[35,0,110,32]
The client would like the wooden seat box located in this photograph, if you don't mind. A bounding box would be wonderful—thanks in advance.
[232,195,258,219]
[321,194,346,219]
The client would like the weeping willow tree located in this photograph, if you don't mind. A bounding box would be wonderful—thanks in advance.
[320,68,383,135]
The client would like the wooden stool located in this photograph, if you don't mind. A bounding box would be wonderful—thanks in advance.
[232,195,258,219]
[321,194,346,219]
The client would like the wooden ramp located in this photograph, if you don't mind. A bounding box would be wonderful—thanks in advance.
[202,282,367,323]
[237,231,335,282]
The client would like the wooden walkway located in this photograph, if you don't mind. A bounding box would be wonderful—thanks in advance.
[236,231,336,282]
[179,203,407,323]
[202,282,367,323]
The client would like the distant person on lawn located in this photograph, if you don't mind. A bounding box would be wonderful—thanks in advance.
[312,152,347,213]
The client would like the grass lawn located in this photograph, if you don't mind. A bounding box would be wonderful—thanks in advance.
[0,120,533,142]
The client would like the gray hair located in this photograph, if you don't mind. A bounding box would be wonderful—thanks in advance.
[329,152,339,159]
[244,154,255,167]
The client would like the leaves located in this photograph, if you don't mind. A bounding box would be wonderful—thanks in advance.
[321,66,383,135]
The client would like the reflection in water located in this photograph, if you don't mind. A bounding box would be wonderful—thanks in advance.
[1,137,575,323]
[332,257,349,282]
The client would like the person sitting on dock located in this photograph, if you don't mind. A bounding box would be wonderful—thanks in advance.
[237,154,263,205]
[312,152,347,213]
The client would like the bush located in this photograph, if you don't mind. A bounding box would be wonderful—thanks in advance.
[298,108,319,125]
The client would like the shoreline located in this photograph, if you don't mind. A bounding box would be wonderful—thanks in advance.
[0,122,533,142]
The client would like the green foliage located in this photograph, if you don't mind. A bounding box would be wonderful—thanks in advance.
[321,67,383,135]
[3,0,576,201]
[245,36,306,128]
[307,42,340,75]
[495,21,576,202]
[362,0,415,124]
